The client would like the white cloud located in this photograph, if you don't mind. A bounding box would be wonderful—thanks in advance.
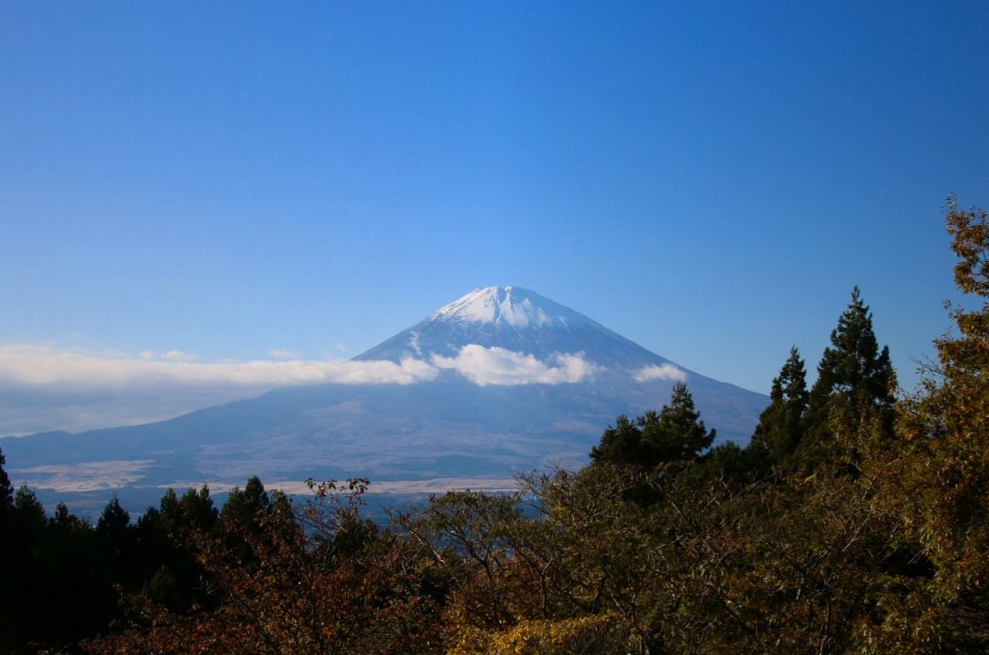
[0,344,601,394]
[0,343,600,436]
[634,363,687,383]
[269,348,298,360]
[432,345,599,386]
[0,345,438,389]
[0,345,440,435]
[161,350,198,361]
[408,332,422,357]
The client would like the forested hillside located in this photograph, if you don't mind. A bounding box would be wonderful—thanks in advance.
[2,197,988,654]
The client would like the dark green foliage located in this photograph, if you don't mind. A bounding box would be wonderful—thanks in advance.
[219,475,274,566]
[0,486,123,654]
[811,287,896,410]
[0,446,12,511]
[139,485,219,547]
[588,414,644,466]
[178,484,220,532]
[43,504,105,644]
[221,474,270,532]
[590,381,715,468]
[748,346,809,470]
[134,485,219,612]
[686,440,752,488]
[12,485,47,536]
[802,287,897,468]
[96,496,131,547]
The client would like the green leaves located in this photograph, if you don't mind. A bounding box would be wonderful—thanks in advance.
[590,382,715,469]
[750,346,809,469]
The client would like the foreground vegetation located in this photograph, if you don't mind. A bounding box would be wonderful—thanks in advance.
[2,197,989,653]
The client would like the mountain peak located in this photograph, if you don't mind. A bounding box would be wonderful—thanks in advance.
[355,285,656,368]
[429,286,586,330]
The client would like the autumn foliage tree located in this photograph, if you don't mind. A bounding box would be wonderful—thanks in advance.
[888,196,989,651]
[86,479,444,655]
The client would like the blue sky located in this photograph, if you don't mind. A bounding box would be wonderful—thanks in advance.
[2,2,988,434]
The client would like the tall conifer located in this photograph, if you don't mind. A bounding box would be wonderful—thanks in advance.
[590,382,714,467]
[802,287,897,467]
[749,346,809,468]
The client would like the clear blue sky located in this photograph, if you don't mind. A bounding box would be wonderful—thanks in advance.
[2,1,988,433]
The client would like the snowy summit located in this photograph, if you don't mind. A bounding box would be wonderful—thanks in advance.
[429,286,589,330]
[356,285,651,368]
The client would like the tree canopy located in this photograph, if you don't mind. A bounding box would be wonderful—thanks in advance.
[590,381,715,468]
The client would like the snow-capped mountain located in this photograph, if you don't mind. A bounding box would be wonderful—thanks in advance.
[2,287,769,514]
[357,285,671,372]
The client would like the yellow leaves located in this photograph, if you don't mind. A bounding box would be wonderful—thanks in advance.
[945,196,989,298]
[445,615,624,655]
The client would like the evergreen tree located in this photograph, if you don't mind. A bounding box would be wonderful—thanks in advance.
[802,287,897,466]
[135,486,219,612]
[645,381,715,461]
[143,485,218,543]
[589,414,647,467]
[3,487,50,651]
[12,485,47,536]
[0,447,12,567]
[749,347,809,469]
[96,496,132,550]
[219,476,273,564]
[43,502,105,648]
[221,475,270,532]
[590,381,715,467]
[178,484,219,533]
[0,447,12,512]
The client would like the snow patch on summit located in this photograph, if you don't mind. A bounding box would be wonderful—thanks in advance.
[499,296,551,328]
[430,286,580,329]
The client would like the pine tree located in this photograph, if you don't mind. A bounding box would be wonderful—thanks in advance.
[590,382,715,467]
[12,485,47,536]
[0,447,12,548]
[802,287,897,467]
[749,346,809,469]
[644,381,716,462]
[96,497,132,546]
[221,475,270,532]
[0,447,12,512]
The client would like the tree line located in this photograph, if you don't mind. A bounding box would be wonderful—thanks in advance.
[2,196,988,653]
